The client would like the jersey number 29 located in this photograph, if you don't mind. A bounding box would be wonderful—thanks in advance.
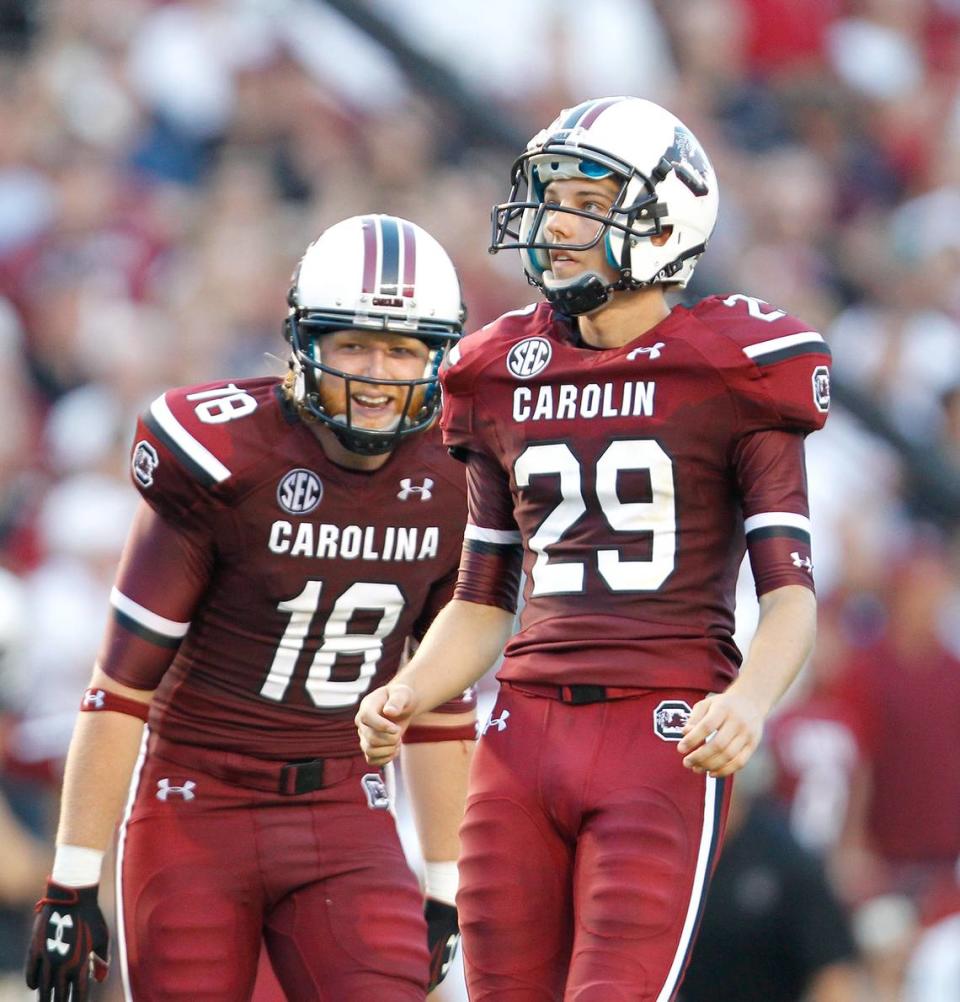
[515,440,676,596]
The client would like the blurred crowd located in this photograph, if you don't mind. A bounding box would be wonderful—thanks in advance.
[1,0,959,999]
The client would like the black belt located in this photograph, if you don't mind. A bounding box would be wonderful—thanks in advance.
[558,684,610,705]
[149,735,362,795]
[279,758,328,795]
[503,681,646,705]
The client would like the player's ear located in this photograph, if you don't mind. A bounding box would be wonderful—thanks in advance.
[650,225,674,248]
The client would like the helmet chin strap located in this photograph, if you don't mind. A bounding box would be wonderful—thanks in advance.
[542,269,615,316]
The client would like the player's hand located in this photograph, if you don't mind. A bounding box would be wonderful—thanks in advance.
[355,681,419,766]
[425,898,460,993]
[25,880,109,1001]
[677,689,765,778]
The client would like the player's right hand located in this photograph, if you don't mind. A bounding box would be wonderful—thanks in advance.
[25,880,109,1001]
[356,681,418,766]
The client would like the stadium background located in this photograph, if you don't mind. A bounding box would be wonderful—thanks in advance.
[1,0,959,998]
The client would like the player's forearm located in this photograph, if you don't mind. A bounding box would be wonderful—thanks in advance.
[56,670,152,858]
[402,714,475,861]
[731,584,816,715]
[395,599,515,713]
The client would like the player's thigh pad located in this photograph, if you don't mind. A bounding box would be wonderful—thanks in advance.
[459,688,574,999]
[118,754,265,1001]
[264,847,428,1001]
[566,690,730,1001]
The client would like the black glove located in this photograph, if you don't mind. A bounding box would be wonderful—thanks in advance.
[425,897,460,993]
[25,880,109,1002]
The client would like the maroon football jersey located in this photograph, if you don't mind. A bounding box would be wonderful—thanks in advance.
[441,295,830,692]
[102,377,468,760]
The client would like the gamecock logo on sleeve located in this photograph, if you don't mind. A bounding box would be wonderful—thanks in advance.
[812,365,830,413]
[132,441,159,488]
[653,700,692,742]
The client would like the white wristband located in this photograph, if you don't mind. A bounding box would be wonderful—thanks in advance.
[52,844,104,887]
[424,860,459,906]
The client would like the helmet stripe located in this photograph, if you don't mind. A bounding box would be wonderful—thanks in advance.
[560,97,624,131]
[560,100,598,128]
[379,216,400,295]
[578,96,623,129]
[401,220,417,298]
[361,216,377,294]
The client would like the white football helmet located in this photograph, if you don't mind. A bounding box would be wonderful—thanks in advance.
[490,96,719,315]
[286,214,465,455]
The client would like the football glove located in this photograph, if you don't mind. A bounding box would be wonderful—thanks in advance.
[425,897,460,993]
[25,880,109,1002]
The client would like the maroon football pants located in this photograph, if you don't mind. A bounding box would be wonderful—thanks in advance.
[117,741,428,1001]
[458,683,731,1001]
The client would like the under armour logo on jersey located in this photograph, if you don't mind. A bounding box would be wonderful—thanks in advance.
[481,710,510,736]
[156,778,196,801]
[361,773,390,810]
[82,689,106,709]
[398,478,433,501]
[791,552,814,573]
[46,913,73,955]
[627,342,666,361]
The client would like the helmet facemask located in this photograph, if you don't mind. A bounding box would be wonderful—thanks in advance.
[286,309,455,456]
[490,98,718,315]
[284,214,465,456]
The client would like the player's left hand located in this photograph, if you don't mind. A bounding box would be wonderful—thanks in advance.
[677,689,765,777]
[425,897,460,993]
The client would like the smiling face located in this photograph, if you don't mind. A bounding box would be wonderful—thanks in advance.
[542,175,623,285]
[315,329,433,430]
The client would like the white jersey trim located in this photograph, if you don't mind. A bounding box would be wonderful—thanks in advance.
[465,524,522,545]
[149,393,232,483]
[656,775,719,1002]
[742,331,824,359]
[743,512,811,534]
[116,727,150,1002]
[111,588,191,638]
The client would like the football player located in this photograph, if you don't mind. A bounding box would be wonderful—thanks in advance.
[357,97,832,1000]
[25,215,474,1001]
